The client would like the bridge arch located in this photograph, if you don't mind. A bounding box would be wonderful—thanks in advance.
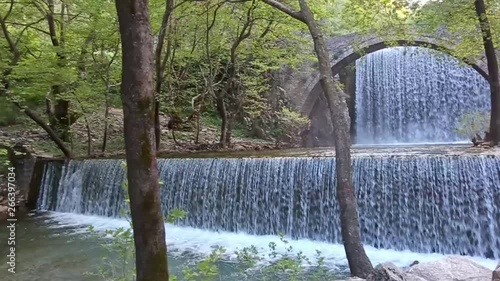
[300,34,491,116]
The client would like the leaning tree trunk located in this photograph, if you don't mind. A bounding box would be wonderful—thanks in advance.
[13,102,73,158]
[114,0,169,280]
[475,0,500,145]
[260,0,373,278]
[299,1,373,277]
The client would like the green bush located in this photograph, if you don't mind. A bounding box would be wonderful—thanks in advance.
[454,112,490,139]
[0,148,10,174]
[272,108,309,145]
[0,97,20,126]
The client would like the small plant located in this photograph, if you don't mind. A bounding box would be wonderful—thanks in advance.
[182,246,226,280]
[272,108,310,145]
[0,148,10,174]
[86,225,136,281]
[454,111,490,139]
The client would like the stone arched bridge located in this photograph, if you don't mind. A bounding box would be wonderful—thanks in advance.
[290,31,496,146]
[299,31,494,116]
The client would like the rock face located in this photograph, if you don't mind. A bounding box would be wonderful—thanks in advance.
[493,263,500,281]
[406,256,492,281]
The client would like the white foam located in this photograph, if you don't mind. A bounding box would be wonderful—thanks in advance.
[43,211,499,270]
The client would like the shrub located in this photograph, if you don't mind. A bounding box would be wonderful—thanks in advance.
[272,108,310,145]
[454,112,490,139]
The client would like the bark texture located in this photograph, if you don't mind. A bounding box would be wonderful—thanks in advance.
[298,2,373,277]
[114,0,169,280]
[261,0,373,277]
[475,0,500,145]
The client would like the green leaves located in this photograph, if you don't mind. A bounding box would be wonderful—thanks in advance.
[165,208,187,223]
[414,0,493,60]
[455,111,490,138]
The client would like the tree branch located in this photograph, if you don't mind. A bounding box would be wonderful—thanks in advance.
[46,0,60,47]
[12,100,73,158]
[260,0,304,22]
[13,18,48,47]
[2,0,14,21]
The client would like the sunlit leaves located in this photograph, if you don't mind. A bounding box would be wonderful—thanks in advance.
[414,0,496,60]
[341,0,414,35]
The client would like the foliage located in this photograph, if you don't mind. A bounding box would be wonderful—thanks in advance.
[342,0,415,35]
[413,0,500,63]
[454,111,490,138]
[1,0,498,155]
[86,226,136,281]
[0,98,19,126]
[0,148,10,174]
[272,108,310,145]
[0,0,314,154]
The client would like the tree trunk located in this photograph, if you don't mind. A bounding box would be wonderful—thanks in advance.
[13,102,73,158]
[74,96,93,156]
[216,94,228,147]
[475,0,500,145]
[102,88,110,153]
[44,0,75,142]
[225,114,234,145]
[299,2,373,276]
[114,1,169,281]
[49,86,73,142]
[194,111,201,144]
[154,101,161,150]
[154,0,175,151]
[260,0,373,277]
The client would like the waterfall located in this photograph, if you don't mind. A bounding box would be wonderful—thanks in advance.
[355,47,491,144]
[38,156,500,259]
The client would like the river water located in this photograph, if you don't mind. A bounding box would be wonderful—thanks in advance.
[1,211,497,281]
[2,145,498,280]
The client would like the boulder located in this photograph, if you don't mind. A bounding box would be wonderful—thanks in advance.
[366,263,425,281]
[493,263,500,281]
[407,256,492,281]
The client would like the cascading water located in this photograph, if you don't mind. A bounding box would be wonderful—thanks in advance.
[38,156,500,259]
[355,47,491,144]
